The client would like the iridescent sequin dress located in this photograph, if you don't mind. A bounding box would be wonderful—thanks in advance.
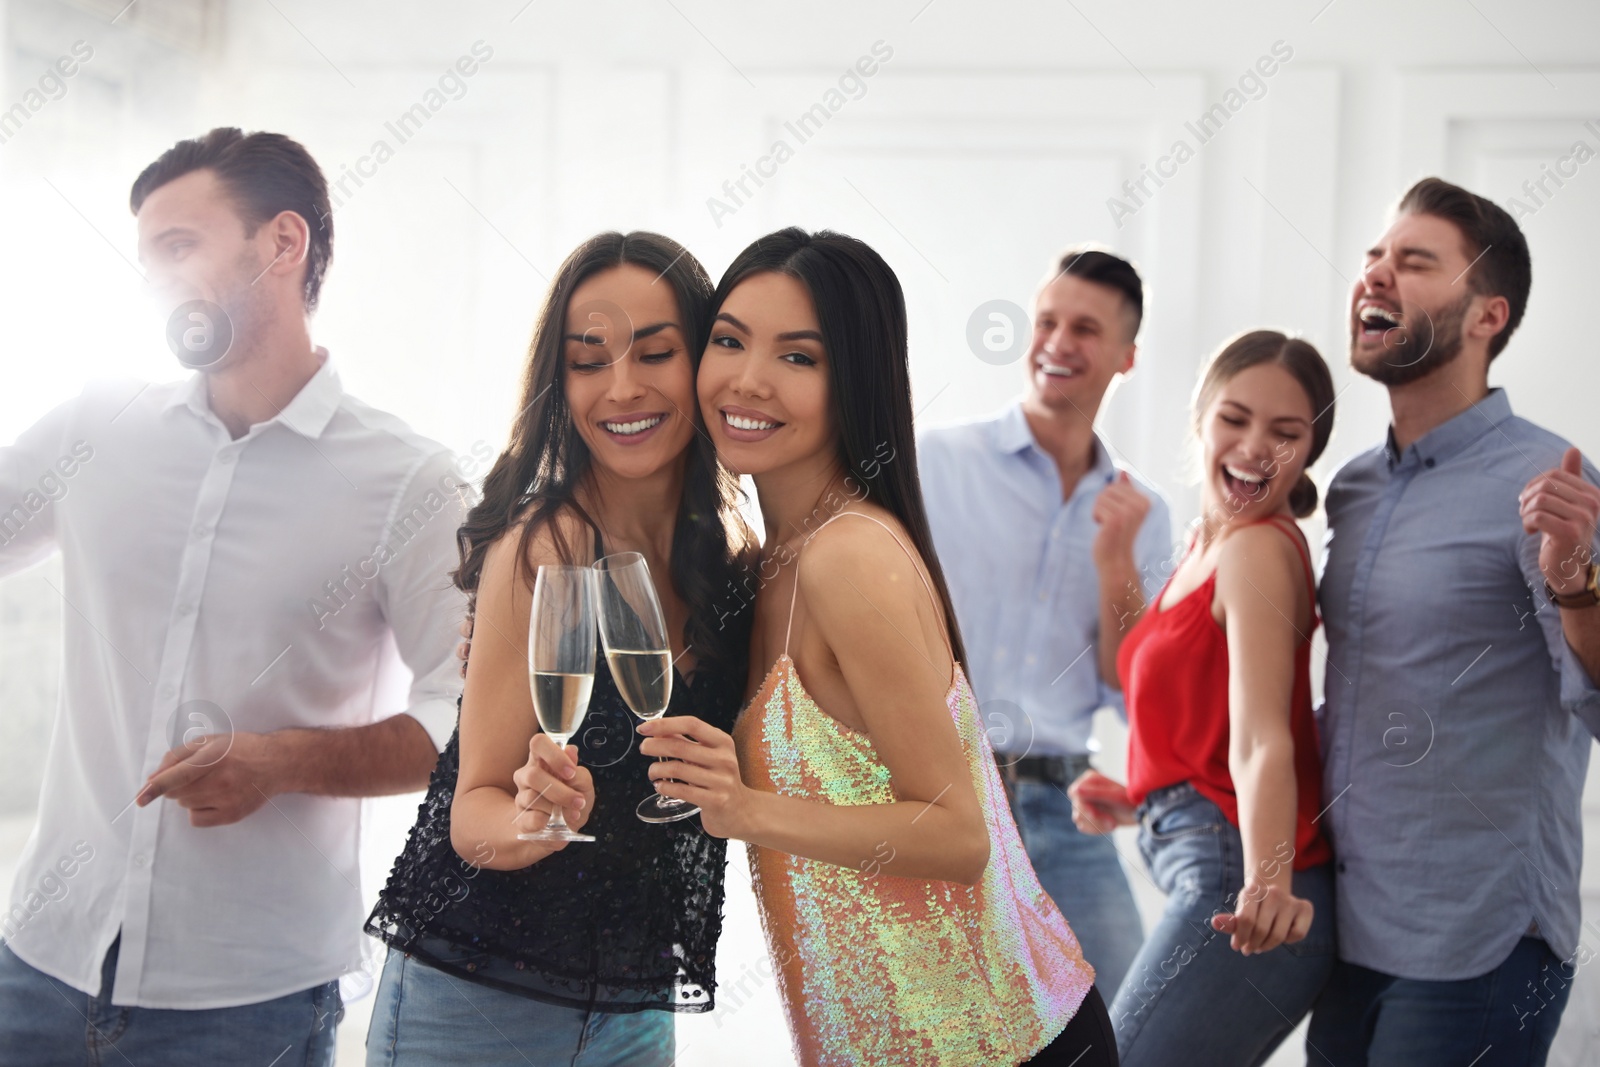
[732,513,1094,1066]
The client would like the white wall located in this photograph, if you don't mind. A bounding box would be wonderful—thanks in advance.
[3,1,1600,1062]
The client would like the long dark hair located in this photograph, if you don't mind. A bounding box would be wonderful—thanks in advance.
[456,231,752,674]
[1193,329,1336,518]
[712,227,968,667]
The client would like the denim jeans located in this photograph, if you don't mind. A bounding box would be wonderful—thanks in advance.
[1110,782,1336,1067]
[1306,937,1571,1066]
[1009,778,1146,1000]
[0,937,341,1066]
[366,948,676,1067]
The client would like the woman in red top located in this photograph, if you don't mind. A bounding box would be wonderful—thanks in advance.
[1069,330,1337,1065]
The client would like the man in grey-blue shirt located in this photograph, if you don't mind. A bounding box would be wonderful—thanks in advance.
[919,247,1171,1000]
[1309,178,1600,1066]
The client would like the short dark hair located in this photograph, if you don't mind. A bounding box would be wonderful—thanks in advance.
[1050,245,1144,340]
[130,128,334,313]
[1395,177,1530,360]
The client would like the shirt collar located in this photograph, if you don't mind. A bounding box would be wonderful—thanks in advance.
[1384,387,1512,470]
[994,402,1036,454]
[995,401,1118,484]
[163,348,343,439]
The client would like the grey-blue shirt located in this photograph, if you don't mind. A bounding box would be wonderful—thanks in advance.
[1320,388,1600,981]
[918,404,1172,758]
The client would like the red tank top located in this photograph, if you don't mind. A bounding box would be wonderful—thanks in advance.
[1119,514,1331,870]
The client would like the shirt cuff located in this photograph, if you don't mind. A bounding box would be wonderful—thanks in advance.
[402,696,459,752]
[1559,640,1600,741]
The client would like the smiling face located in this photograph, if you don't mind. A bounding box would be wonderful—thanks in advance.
[1350,211,1489,386]
[562,263,698,482]
[1198,361,1315,521]
[1024,274,1136,416]
[696,271,835,478]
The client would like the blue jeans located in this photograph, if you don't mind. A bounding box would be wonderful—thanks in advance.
[1110,782,1336,1067]
[0,936,340,1066]
[1009,777,1146,1000]
[1306,937,1570,1066]
[366,948,676,1067]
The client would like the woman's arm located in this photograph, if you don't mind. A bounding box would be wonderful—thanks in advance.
[451,521,596,870]
[1210,522,1314,954]
[642,519,991,885]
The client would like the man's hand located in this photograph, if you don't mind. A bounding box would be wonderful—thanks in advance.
[1092,472,1151,572]
[135,731,289,828]
[457,615,473,679]
[1522,447,1600,595]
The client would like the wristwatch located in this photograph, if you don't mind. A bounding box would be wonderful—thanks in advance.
[1546,561,1600,609]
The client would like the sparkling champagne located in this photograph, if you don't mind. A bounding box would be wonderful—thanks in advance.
[606,648,672,719]
[531,670,594,738]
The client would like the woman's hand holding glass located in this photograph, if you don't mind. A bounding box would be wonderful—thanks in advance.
[511,732,596,840]
[636,715,752,840]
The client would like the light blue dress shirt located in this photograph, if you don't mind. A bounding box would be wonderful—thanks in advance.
[1320,388,1600,981]
[918,403,1173,759]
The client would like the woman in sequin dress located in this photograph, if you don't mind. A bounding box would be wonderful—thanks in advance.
[639,228,1118,1066]
[363,232,755,1066]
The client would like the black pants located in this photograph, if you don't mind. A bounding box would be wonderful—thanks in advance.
[1026,985,1118,1066]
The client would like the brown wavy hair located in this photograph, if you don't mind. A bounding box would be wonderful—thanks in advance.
[455,231,752,675]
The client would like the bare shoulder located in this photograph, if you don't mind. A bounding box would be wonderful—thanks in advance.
[795,507,923,600]
[480,505,596,591]
[1215,519,1308,603]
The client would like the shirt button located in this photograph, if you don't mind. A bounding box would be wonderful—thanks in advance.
[133,854,149,868]
[1337,861,1347,874]
[218,453,236,466]
[193,526,212,539]
[178,603,196,616]
[1037,591,1047,602]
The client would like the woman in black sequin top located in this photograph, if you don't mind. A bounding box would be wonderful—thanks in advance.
[363,232,754,1067]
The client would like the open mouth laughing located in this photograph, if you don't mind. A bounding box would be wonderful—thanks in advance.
[1221,463,1271,503]
[1356,301,1403,340]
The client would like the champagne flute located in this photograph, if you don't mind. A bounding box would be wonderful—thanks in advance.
[593,552,697,824]
[517,564,597,843]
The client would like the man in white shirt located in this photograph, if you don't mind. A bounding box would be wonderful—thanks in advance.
[0,128,467,1064]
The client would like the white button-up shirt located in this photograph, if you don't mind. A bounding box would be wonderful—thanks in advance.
[0,354,467,1008]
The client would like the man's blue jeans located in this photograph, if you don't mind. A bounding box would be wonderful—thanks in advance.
[0,936,341,1066]
[1008,777,1146,1001]
[1307,936,1571,1066]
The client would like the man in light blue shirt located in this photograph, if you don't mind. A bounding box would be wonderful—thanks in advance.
[1309,178,1600,1066]
[920,247,1172,1000]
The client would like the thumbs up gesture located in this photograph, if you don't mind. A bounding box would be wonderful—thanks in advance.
[1520,447,1600,596]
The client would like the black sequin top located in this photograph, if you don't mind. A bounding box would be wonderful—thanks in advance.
[366,634,746,1013]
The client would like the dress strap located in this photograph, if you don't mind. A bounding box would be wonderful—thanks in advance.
[1252,513,1316,602]
[783,512,953,663]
